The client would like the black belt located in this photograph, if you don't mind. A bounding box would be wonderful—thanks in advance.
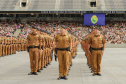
[57,47,70,51]
[89,47,92,52]
[28,46,40,49]
[18,43,21,44]
[41,45,43,50]
[55,48,58,53]
[91,47,103,50]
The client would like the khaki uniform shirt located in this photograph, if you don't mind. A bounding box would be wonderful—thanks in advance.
[88,35,106,48]
[55,33,72,48]
[27,32,41,46]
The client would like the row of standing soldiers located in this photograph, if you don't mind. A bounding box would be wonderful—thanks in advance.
[81,28,106,76]
[27,27,54,75]
[0,36,27,57]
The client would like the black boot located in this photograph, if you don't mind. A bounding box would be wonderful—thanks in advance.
[33,72,38,75]
[97,73,102,76]
[44,66,47,68]
[91,70,93,73]
[64,76,68,80]
[92,73,97,76]
[28,72,34,75]
[48,63,51,65]
[70,63,72,66]
[57,76,63,80]
[40,68,43,70]
[37,70,41,72]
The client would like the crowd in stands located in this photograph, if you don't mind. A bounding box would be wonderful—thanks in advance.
[0,20,126,44]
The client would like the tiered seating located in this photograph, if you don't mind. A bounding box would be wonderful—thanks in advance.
[0,0,18,10]
[0,0,125,11]
[29,0,56,10]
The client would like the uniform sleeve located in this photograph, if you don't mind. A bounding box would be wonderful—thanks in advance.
[39,35,41,41]
[69,36,72,43]
[102,36,106,44]
[42,37,44,43]
[27,34,30,40]
[54,35,58,42]
[87,37,92,44]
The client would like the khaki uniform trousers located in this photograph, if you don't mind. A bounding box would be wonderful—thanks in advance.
[7,45,10,55]
[41,49,45,68]
[0,44,2,56]
[21,44,24,51]
[69,52,72,67]
[24,44,27,51]
[86,50,91,67]
[16,44,18,51]
[10,44,13,54]
[12,44,15,54]
[18,44,21,51]
[38,49,42,70]
[92,50,103,74]
[44,48,47,66]
[57,50,69,77]
[2,44,6,56]
[14,44,16,54]
[29,48,39,72]
[49,49,52,63]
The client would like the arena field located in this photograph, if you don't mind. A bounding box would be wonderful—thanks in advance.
[0,44,126,84]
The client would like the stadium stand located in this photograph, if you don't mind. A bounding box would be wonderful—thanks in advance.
[0,0,126,11]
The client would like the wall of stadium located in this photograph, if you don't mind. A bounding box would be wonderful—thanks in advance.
[106,44,126,48]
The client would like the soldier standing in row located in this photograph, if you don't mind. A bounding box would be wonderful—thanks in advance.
[27,26,41,75]
[88,29,106,76]
[55,28,72,80]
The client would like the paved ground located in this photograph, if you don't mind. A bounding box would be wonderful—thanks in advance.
[0,44,126,84]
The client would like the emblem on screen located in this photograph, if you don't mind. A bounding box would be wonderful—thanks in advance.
[91,15,98,24]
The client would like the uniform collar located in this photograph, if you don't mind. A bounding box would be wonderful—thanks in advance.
[32,32,37,35]
[94,34,100,37]
[60,33,67,36]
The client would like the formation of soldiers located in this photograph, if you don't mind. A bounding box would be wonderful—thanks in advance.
[81,30,94,73]
[26,26,79,79]
[27,26,54,75]
[54,27,79,80]
[81,27,106,76]
[0,35,27,57]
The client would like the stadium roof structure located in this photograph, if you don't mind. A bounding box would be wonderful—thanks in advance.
[0,0,126,12]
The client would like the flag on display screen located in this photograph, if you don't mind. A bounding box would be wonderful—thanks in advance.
[84,13,105,26]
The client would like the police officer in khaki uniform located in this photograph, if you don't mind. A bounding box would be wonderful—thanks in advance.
[16,38,18,51]
[9,37,13,55]
[7,36,11,55]
[18,38,21,51]
[12,36,14,54]
[2,36,6,56]
[88,29,106,76]
[27,26,41,75]
[37,30,42,72]
[14,37,17,54]
[24,38,27,51]
[55,28,72,80]
[40,31,45,70]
